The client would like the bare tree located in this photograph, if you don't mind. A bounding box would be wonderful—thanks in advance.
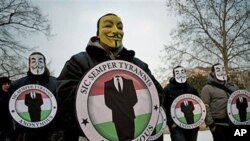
[162,0,250,73]
[0,0,51,79]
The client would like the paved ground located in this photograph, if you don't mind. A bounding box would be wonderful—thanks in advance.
[164,130,213,141]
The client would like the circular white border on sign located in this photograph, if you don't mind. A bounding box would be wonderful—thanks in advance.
[9,84,57,128]
[170,94,206,129]
[76,60,160,141]
[148,106,167,141]
[227,89,250,125]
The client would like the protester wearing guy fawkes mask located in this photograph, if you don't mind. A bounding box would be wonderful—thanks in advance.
[10,52,61,141]
[11,52,52,87]
[200,63,239,141]
[163,66,199,141]
[57,13,163,141]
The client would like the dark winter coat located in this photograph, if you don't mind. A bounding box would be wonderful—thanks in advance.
[163,77,199,130]
[57,36,163,138]
[10,71,58,140]
[0,86,13,134]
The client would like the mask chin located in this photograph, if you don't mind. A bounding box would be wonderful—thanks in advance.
[100,36,123,48]
[30,69,45,75]
[215,75,227,82]
[175,77,187,83]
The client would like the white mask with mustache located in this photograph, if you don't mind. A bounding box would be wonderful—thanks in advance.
[174,67,187,83]
[214,64,227,81]
[29,54,45,75]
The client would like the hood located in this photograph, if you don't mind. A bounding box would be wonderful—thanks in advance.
[207,73,225,85]
[0,77,10,87]
[86,36,135,61]
[0,77,11,94]
[27,68,50,83]
[168,77,188,89]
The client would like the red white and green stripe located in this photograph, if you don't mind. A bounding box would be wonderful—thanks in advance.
[15,92,52,121]
[88,85,152,140]
[76,62,159,141]
[175,100,202,124]
[231,98,250,121]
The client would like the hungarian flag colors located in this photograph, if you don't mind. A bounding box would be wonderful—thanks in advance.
[230,96,250,121]
[174,99,202,124]
[87,70,152,141]
[15,91,52,121]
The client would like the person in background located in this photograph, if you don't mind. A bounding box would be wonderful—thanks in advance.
[163,66,199,141]
[57,13,163,141]
[0,76,14,141]
[200,63,238,141]
[10,52,61,141]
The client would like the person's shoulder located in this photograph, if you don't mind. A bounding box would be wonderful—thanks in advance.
[133,57,146,63]
[132,57,148,69]
[13,76,28,85]
[163,85,169,92]
[200,84,213,94]
[10,76,29,91]
[69,52,87,60]
[49,76,57,81]
[226,81,239,92]
[66,51,90,66]
[187,83,198,91]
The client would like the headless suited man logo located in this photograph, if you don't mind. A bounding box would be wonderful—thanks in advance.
[104,76,138,141]
[236,96,248,122]
[25,91,43,122]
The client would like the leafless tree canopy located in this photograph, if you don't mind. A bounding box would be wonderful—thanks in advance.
[0,0,51,79]
[162,0,250,72]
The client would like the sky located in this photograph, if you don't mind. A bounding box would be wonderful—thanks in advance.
[29,0,177,80]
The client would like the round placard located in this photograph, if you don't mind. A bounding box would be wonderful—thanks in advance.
[227,90,250,125]
[170,94,206,129]
[9,84,57,128]
[76,60,160,141]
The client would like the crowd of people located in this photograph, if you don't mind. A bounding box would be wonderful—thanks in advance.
[0,13,249,141]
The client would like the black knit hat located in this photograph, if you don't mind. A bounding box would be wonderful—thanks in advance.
[0,76,11,86]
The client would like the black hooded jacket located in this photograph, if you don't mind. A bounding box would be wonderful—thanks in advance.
[10,69,58,134]
[163,77,199,129]
[0,77,13,133]
[57,37,163,137]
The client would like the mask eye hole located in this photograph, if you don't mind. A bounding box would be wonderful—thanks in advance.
[215,68,221,72]
[104,24,112,28]
[31,58,36,64]
[38,58,43,64]
[117,23,123,30]
[181,70,185,74]
[175,71,179,75]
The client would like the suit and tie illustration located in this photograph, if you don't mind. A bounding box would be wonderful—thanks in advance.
[104,76,138,141]
[236,96,248,122]
[180,100,195,124]
[25,91,43,122]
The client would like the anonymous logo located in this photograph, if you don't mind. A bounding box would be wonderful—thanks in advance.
[9,84,57,128]
[171,94,206,129]
[76,60,160,141]
[227,90,250,125]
